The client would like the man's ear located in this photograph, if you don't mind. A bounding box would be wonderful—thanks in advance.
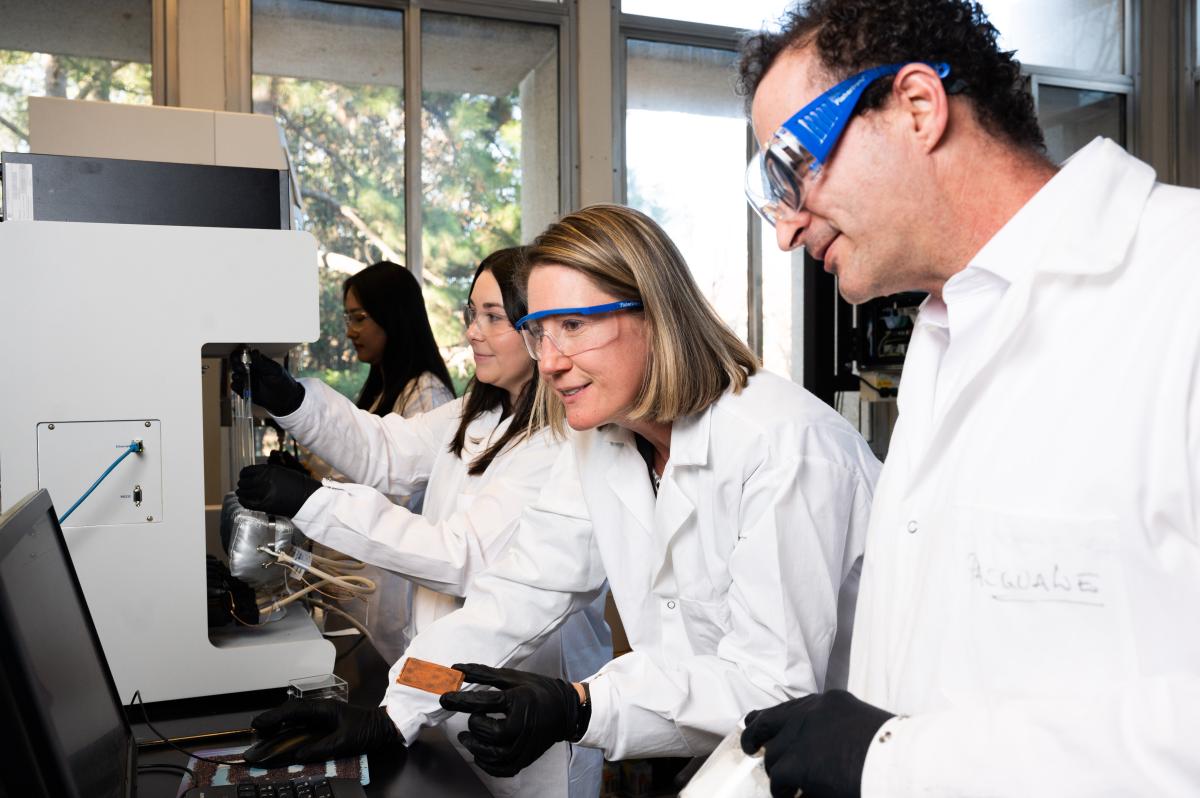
[891,63,950,153]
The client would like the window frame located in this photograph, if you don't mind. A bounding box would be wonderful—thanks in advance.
[1185,0,1200,187]
[242,0,575,281]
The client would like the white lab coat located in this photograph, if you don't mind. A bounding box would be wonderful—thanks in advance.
[276,379,611,798]
[852,138,1200,796]
[382,371,880,761]
[348,371,455,661]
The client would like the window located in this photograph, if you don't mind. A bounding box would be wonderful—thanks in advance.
[980,0,1131,164]
[984,0,1124,74]
[253,0,405,400]
[624,39,748,339]
[760,231,802,382]
[1037,84,1125,164]
[253,1,565,397]
[620,11,806,386]
[0,0,153,153]
[420,12,559,381]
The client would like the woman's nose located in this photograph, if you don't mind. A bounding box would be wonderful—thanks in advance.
[537,342,572,376]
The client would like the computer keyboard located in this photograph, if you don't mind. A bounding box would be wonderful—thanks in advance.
[235,778,337,798]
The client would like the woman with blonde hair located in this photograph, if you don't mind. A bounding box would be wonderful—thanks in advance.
[266,205,880,784]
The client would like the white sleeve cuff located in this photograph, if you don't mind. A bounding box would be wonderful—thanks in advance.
[290,483,337,531]
[575,674,613,753]
[271,377,323,427]
[860,715,912,797]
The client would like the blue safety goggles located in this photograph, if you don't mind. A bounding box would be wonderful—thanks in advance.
[746,61,951,226]
[515,300,644,361]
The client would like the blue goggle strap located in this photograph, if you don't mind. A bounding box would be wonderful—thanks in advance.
[515,300,644,330]
[779,62,950,169]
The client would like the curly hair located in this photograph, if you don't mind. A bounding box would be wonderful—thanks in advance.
[736,0,1044,152]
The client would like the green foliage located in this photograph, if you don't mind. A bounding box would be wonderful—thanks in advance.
[253,78,526,400]
[0,50,151,152]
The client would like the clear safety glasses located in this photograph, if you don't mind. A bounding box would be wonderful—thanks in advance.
[462,303,516,337]
[515,300,644,361]
[745,61,950,227]
[343,309,372,330]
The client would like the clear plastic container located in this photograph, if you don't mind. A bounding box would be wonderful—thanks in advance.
[288,673,349,704]
[680,719,771,798]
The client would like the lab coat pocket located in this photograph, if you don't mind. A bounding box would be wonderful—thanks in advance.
[939,506,1135,701]
[676,596,732,656]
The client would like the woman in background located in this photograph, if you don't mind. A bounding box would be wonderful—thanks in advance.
[325,261,457,659]
[343,260,455,418]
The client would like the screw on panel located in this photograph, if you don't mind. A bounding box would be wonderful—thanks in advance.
[145,515,154,522]
[144,421,151,427]
[47,424,55,430]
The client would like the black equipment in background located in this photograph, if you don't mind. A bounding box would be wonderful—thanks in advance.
[0,152,290,229]
[802,249,926,405]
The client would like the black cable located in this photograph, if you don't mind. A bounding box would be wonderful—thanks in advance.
[334,632,367,662]
[137,762,196,780]
[130,690,242,766]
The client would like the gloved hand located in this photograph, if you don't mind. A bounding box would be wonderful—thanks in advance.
[230,348,305,416]
[268,448,311,476]
[245,698,401,766]
[439,663,587,778]
[236,463,321,517]
[740,690,894,798]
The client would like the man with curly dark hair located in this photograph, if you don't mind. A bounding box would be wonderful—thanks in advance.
[732,1,1200,797]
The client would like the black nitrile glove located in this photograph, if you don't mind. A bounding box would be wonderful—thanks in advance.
[245,698,400,765]
[230,348,305,416]
[740,690,894,798]
[268,448,312,476]
[236,463,321,517]
[439,663,585,778]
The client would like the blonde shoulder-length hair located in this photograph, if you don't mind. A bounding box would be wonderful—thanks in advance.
[521,204,758,433]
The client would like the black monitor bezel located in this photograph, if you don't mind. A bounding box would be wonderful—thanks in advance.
[0,489,136,798]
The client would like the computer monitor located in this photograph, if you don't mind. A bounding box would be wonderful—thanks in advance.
[0,489,135,798]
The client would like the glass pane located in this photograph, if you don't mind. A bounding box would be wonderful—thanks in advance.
[982,0,1123,74]
[1037,84,1124,164]
[253,0,405,400]
[622,0,784,31]
[0,0,152,153]
[761,230,803,383]
[421,12,559,384]
[625,39,748,339]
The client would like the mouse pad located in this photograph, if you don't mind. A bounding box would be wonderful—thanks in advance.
[175,745,369,797]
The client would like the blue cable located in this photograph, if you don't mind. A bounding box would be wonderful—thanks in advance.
[58,440,143,524]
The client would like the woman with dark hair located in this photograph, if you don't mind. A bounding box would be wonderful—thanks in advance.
[342,261,455,417]
[337,262,454,669]
[233,247,610,798]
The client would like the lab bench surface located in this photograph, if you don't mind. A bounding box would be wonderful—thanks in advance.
[128,634,491,798]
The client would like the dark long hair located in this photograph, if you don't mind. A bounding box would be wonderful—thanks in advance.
[344,261,455,416]
[451,247,541,475]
